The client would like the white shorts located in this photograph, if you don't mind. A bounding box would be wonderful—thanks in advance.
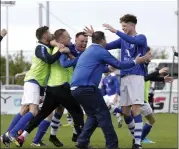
[21,82,40,105]
[141,102,153,116]
[120,75,144,106]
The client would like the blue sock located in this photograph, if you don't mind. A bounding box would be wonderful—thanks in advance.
[113,107,123,114]
[124,115,135,136]
[141,123,152,140]
[21,122,29,131]
[6,113,22,132]
[10,112,34,137]
[33,120,50,144]
[133,114,143,145]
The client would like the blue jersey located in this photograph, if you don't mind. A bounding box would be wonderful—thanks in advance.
[68,44,82,57]
[106,30,147,77]
[71,44,136,87]
[101,73,120,96]
[59,43,83,68]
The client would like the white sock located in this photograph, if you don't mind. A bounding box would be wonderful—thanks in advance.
[22,131,29,139]
[51,116,60,136]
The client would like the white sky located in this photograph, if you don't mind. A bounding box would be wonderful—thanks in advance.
[0,0,178,60]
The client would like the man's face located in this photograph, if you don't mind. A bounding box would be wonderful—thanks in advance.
[57,31,71,46]
[43,30,53,42]
[121,22,135,35]
[75,35,88,52]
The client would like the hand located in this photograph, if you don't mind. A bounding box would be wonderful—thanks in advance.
[102,24,117,33]
[113,94,119,104]
[84,25,94,37]
[1,29,7,37]
[135,52,152,64]
[56,43,65,49]
[164,74,173,83]
[159,67,169,75]
[68,53,76,59]
[59,47,70,53]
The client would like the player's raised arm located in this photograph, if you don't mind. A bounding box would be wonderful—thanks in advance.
[103,23,146,46]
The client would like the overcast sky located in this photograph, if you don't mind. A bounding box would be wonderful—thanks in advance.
[0,0,177,59]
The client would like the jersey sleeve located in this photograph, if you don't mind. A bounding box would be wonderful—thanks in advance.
[106,38,121,50]
[116,30,147,46]
[99,48,135,70]
[35,45,61,64]
[59,53,78,68]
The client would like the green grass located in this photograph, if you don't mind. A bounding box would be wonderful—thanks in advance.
[1,113,178,148]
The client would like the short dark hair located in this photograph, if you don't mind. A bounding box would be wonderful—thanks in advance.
[146,46,151,52]
[75,32,87,38]
[54,29,66,40]
[36,26,49,40]
[120,14,137,24]
[92,31,105,44]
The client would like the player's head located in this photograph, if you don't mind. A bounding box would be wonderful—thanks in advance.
[54,29,71,46]
[92,31,106,47]
[75,32,88,52]
[120,14,137,35]
[36,26,52,42]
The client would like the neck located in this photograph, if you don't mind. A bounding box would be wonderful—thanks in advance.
[75,45,80,50]
[128,30,137,36]
[93,42,104,47]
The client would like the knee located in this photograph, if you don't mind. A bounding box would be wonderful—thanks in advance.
[146,114,156,125]
[149,116,156,125]
[131,105,141,116]
[20,105,29,115]
[29,104,39,116]
[45,112,53,122]
[122,106,131,116]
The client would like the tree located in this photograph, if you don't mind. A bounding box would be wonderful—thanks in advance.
[1,50,31,85]
[151,48,168,59]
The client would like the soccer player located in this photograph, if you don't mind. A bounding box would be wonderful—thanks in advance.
[70,31,151,149]
[84,14,148,149]
[30,31,88,147]
[2,26,63,147]
[0,29,7,42]
[111,47,173,144]
[101,68,123,128]
[14,29,84,147]
[58,31,89,127]
[140,47,173,143]
[141,67,173,143]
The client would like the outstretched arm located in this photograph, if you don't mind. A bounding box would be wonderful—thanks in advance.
[99,48,151,70]
[59,53,78,68]
[103,24,147,46]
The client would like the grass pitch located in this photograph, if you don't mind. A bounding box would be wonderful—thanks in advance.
[0,113,177,148]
